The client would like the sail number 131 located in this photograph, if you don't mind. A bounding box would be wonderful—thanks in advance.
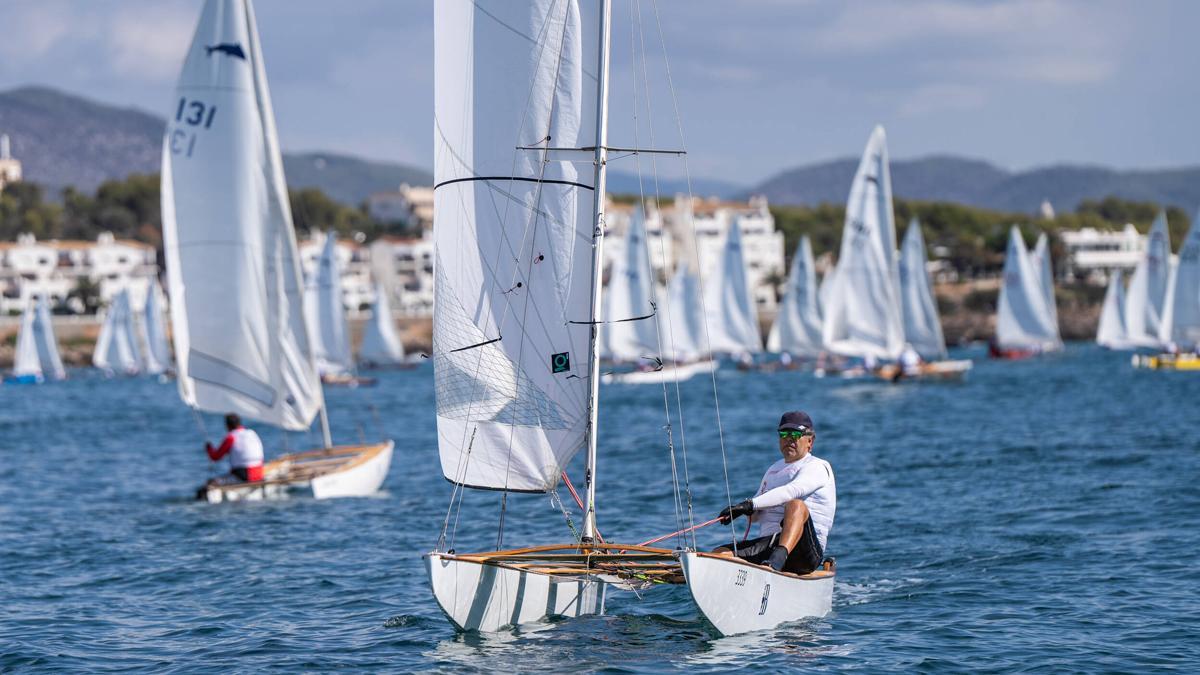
[169,97,217,157]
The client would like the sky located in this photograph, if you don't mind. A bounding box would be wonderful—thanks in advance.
[0,0,1197,185]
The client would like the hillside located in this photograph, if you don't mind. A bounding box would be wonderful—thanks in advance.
[751,155,1200,213]
[0,86,431,203]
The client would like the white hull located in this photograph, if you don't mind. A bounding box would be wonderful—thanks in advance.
[601,359,718,385]
[680,551,834,637]
[425,552,606,632]
[204,441,393,504]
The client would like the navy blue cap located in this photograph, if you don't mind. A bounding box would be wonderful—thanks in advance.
[778,410,814,433]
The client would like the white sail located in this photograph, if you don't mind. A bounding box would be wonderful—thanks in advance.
[1125,211,1171,348]
[433,0,598,492]
[601,207,658,362]
[767,235,823,357]
[1096,270,1130,349]
[995,227,1061,351]
[161,0,323,431]
[13,298,42,380]
[304,232,353,375]
[359,282,406,366]
[139,280,172,375]
[1159,212,1200,350]
[818,264,836,316]
[662,262,700,362]
[898,219,947,359]
[33,295,65,380]
[93,290,141,374]
[701,219,762,355]
[822,125,903,360]
[1030,233,1061,340]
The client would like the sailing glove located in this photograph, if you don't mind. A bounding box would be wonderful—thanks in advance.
[719,499,754,524]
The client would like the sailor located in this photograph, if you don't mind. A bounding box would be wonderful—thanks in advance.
[899,343,922,375]
[713,410,835,575]
[205,413,265,483]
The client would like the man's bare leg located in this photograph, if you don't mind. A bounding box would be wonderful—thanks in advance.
[776,499,810,553]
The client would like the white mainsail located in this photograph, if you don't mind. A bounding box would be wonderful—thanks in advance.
[13,298,42,380]
[898,218,947,359]
[662,262,700,362]
[818,264,836,316]
[701,220,762,355]
[359,282,406,366]
[161,0,323,431]
[33,295,65,380]
[304,232,353,375]
[139,280,172,375]
[822,125,903,360]
[1096,270,1130,349]
[1159,212,1200,350]
[93,290,140,374]
[433,0,598,492]
[767,235,823,357]
[995,227,1061,351]
[1031,233,1060,340]
[1125,211,1171,348]
[601,207,658,362]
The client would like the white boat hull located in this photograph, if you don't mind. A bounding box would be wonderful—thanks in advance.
[601,359,718,385]
[204,441,394,504]
[425,552,606,632]
[679,551,834,636]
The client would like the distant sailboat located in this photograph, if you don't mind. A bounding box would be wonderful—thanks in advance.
[162,0,391,501]
[701,219,762,356]
[1158,213,1200,351]
[662,262,701,362]
[93,289,141,376]
[359,282,409,368]
[991,227,1062,358]
[822,126,904,363]
[898,219,946,360]
[1097,270,1131,349]
[139,280,172,375]
[601,206,658,364]
[305,233,353,376]
[1030,233,1060,343]
[1125,211,1172,349]
[767,235,823,358]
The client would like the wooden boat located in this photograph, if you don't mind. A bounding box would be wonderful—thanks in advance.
[601,359,718,385]
[202,441,393,503]
[877,358,973,381]
[1131,353,1200,370]
[988,339,1040,360]
[425,543,834,636]
[163,0,392,502]
[426,0,832,637]
[320,373,379,388]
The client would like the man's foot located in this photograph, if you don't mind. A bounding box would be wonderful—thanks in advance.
[766,545,789,571]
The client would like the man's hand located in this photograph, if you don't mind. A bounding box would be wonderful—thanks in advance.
[718,499,754,524]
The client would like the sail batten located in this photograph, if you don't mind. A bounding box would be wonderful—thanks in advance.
[161,0,322,431]
[433,0,599,492]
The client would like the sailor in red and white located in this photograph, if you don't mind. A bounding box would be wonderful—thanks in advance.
[205,413,265,482]
[713,410,836,575]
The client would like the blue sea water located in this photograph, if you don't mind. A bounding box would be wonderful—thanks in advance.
[1,344,1198,671]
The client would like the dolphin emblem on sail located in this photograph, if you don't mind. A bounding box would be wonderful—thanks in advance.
[205,43,247,60]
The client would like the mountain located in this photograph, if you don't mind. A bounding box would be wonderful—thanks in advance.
[750,155,1200,214]
[0,86,431,204]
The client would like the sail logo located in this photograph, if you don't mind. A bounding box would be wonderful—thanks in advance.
[206,43,247,60]
[551,352,570,374]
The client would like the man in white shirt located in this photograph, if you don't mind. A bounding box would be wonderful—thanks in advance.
[714,410,836,575]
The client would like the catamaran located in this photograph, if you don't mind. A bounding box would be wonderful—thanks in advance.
[1137,210,1200,370]
[425,0,833,636]
[7,295,66,384]
[990,226,1062,359]
[880,218,972,380]
[93,289,141,376]
[162,0,392,503]
[305,232,376,387]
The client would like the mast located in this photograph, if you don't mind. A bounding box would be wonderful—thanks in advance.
[582,0,613,543]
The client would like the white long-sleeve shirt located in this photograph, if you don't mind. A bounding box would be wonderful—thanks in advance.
[750,453,836,550]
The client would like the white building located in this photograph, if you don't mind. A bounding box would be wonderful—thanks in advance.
[0,134,21,192]
[0,232,157,314]
[367,183,434,230]
[603,200,675,284]
[1059,224,1146,283]
[298,231,375,315]
[368,234,434,316]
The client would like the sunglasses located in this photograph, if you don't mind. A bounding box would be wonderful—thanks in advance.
[778,430,812,439]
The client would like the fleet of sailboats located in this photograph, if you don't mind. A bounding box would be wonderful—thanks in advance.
[7,295,66,384]
[161,0,392,503]
[1139,210,1200,369]
[92,289,141,376]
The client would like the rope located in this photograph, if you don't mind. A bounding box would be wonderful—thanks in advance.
[560,470,603,543]
[638,517,720,548]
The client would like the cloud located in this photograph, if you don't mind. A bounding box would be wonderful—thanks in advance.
[104,5,195,81]
[898,83,987,116]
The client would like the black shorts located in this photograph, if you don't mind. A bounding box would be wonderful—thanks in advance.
[230,467,250,482]
[718,518,824,575]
